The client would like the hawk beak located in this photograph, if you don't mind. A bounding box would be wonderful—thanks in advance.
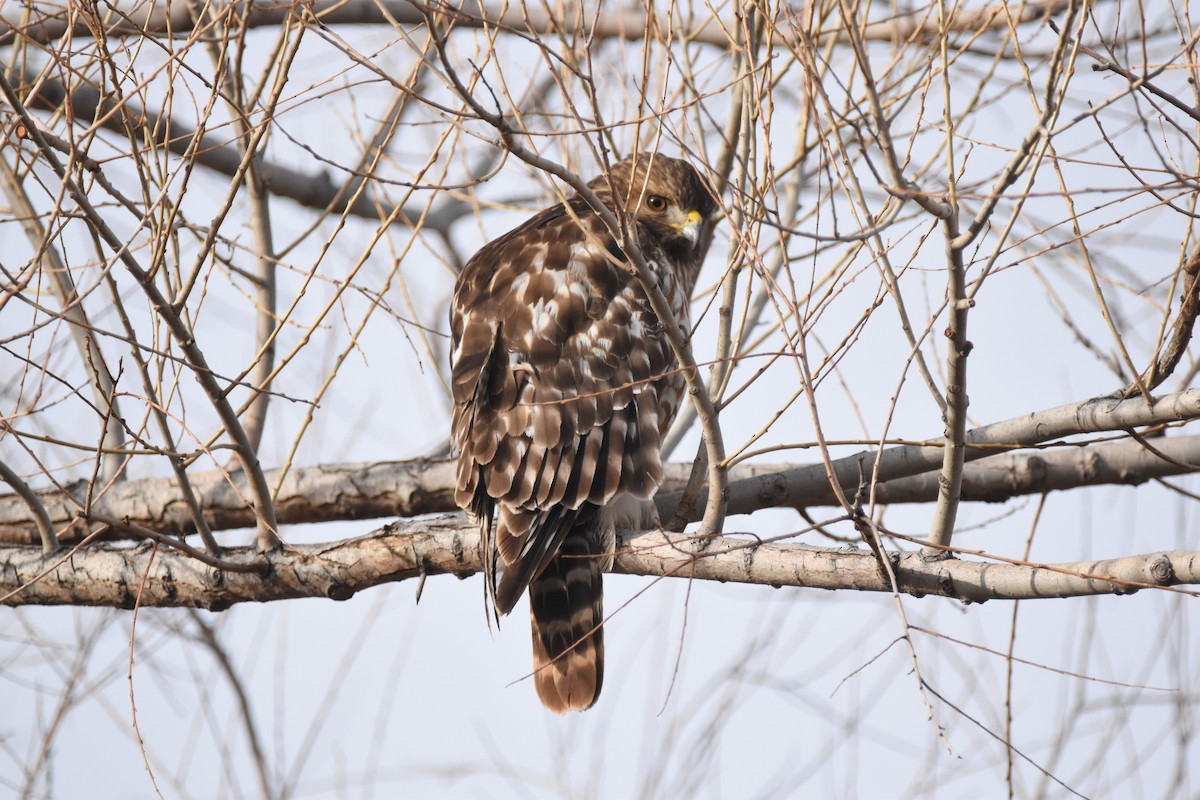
[674,209,705,247]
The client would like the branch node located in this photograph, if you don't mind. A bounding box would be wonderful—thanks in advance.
[919,547,954,564]
[207,567,226,588]
[1150,556,1176,586]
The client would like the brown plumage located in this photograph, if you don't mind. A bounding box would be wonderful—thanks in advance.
[450,154,718,712]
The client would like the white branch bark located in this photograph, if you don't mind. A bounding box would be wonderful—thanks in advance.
[2,434,1197,545]
[0,461,459,545]
[683,388,1200,521]
[2,518,1195,608]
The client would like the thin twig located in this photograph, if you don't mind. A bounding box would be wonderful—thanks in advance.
[0,67,281,551]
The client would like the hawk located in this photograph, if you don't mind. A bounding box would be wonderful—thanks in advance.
[450,154,718,712]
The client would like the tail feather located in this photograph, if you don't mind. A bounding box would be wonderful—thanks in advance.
[527,520,606,713]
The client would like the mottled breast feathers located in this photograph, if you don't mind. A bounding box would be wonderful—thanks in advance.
[450,154,717,712]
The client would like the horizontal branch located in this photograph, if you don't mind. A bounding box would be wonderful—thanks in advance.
[870,433,1200,504]
[671,389,1200,521]
[12,72,470,232]
[0,0,1070,49]
[2,431,1198,545]
[0,461,459,545]
[2,517,1195,609]
[619,533,1199,602]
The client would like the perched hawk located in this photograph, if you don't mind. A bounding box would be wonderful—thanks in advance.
[450,154,718,712]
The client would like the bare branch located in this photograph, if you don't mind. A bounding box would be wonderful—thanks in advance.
[0,158,126,482]
[2,519,1195,609]
[0,460,457,545]
[0,69,281,551]
[0,457,58,553]
[1133,242,1200,393]
[4,428,1200,548]
[11,71,465,231]
[667,388,1200,521]
[0,0,1077,48]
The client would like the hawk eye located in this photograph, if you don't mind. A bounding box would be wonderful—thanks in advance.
[646,195,667,211]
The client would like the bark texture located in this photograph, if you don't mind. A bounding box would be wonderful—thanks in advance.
[3,435,1197,545]
[3,518,1196,609]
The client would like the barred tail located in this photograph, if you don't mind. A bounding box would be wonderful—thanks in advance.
[527,522,606,713]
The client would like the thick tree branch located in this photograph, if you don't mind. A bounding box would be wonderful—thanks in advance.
[869,433,1200,504]
[2,519,1195,609]
[0,0,1076,49]
[2,431,1199,546]
[0,460,458,545]
[673,388,1200,522]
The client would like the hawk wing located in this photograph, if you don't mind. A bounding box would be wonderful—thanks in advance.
[450,196,682,613]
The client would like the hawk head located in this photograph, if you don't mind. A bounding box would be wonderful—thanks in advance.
[589,154,719,261]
